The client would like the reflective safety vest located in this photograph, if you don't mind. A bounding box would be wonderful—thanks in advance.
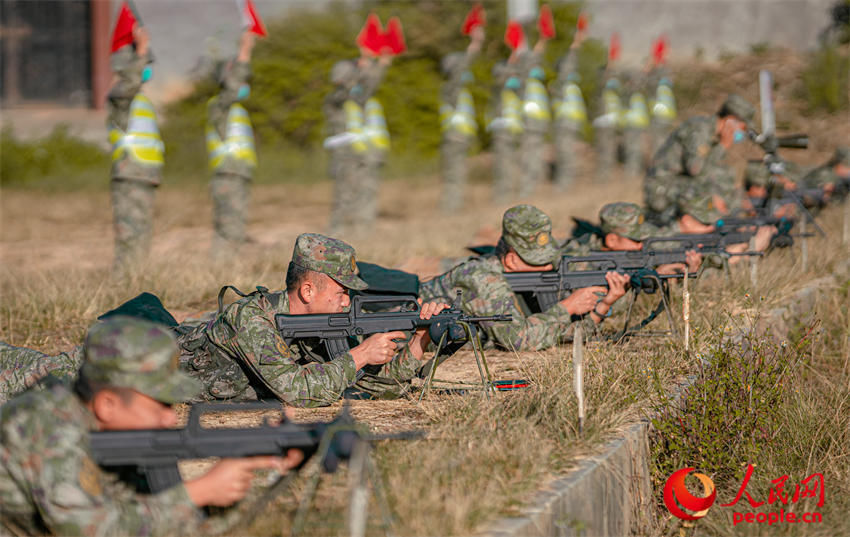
[487,89,523,134]
[593,88,624,129]
[522,78,551,123]
[624,93,650,129]
[364,98,390,152]
[205,103,257,171]
[652,83,677,122]
[342,99,369,153]
[108,94,164,169]
[440,88,477,137]
[555,82,587,125]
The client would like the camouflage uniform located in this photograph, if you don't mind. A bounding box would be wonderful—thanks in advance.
[643,94,754,226]
[0,318,215,536]
[552,49,586,191]
[802,147,850,194]
[178,234,423,407]
[325,60,359,236]
[489,63,523,202]
[648,68,677,155]
[593,77,624,181]
[519,65,551,197]
[621,72,651,178]
[107,46,162,275]
[208,59,255,255]
[0,343,83,405]
[419,206,595,351]
[439,51,478,212]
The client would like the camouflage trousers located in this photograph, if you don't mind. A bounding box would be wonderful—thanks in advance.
[650,119,673,157]
[520,129,547,198]
[491,129,520,203]
[211,172,251,255]
[623,126,647,178]
[329,146,371,236]
[643,171,684,226]
[111,178,156,274]
[0,342,83,404]
[440,132,472,212]
[554,122,581,192]
[595,126,618,181]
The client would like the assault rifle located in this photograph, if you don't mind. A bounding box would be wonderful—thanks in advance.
[642,230,757,251]
[90,403,416,493]
[504,253,692,312]
[275,294,512,393]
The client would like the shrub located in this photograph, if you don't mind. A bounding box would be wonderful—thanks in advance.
[802,45,850,112]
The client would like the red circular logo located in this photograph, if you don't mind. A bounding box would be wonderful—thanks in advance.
[663,468,717,520]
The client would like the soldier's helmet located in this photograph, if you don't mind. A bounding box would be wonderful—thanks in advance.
[441,52,466,77]
[717,94,755,127]
[330,60,358,87]
[599,202,660,241]
[80,317,201,404]
[290,233,368,290]
[501,205,562,268]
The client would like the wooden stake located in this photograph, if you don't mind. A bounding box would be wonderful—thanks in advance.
[749,236,758,287]
[573,323,585,436]
[683,270,690,353]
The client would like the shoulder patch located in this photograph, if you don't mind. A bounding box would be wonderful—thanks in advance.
[697,144,710,157]
[78,456,103,497]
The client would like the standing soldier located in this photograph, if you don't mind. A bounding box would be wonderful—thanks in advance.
[593,33,624,181]
[647,36,677,155]
[622,72,650,178]
[439,21,484,212]
[325,60,361,236]
[490,21,526,202]
[552,16,588,191]
[207,30,257,256]
[106,6,163,275]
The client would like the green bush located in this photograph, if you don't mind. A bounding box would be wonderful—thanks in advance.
[802,45,850,112]
[0,125,109,188]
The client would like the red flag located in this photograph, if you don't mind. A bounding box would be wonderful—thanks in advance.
[538,5,556,39]
[357,13,384,55]
[462,3,486,35]
[576,12,588,32]
[239,0,267,37]
[609,33,621,62]
[652,35,668,66]
[110,2,137,53]
[382,17,406,55]
[504,20,524,51]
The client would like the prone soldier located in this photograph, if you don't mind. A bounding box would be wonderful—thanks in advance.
[178,233,448,406]
[0,317,300,536]
[643,94,756,227]
[418,205,630,351]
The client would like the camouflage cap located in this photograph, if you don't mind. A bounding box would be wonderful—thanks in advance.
[599,202,661,241]
[291,233,368,290]
[718,93,755,127]
[80,317,201,404]
[501,205,561,267]
[677,188,723,225]
[744,160,770,187]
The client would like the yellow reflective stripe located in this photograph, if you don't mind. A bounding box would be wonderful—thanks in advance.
[556,83,587,123]
[523,79,551,121]
[365,98,390,151]
[625,93,650,128]
[652,85,677,120]
[344,100,369,153]
[502,90,524,133]
[206,102,257,169]
[441,89,476,135]
[110,93,164,166]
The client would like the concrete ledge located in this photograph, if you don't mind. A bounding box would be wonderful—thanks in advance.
[479,258,850,537]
